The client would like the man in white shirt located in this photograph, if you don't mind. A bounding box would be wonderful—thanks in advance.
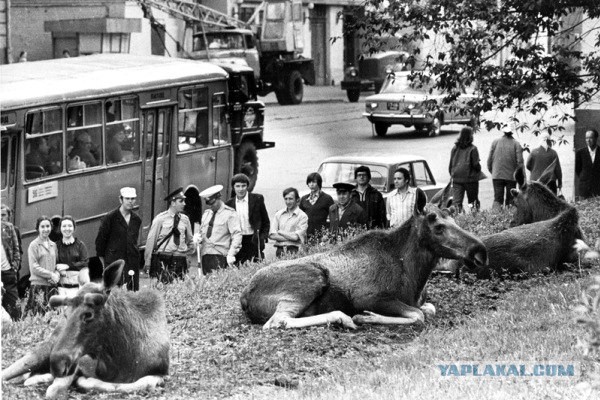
[226,174,270,264]
[270,188,308,257]
[386,167,427,228]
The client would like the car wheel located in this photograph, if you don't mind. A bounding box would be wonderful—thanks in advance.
[374,123,389,137]
[347,89,360,102]
[428,115,443,137]
[414,124,425,133]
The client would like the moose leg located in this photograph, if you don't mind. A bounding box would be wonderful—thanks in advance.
[264,301,357,330]
[2,341,53,381]
[75,375,165,393]
[353,300,426,325]
[46,374,77,400]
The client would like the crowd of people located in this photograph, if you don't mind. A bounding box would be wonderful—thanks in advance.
[1,128,599,321]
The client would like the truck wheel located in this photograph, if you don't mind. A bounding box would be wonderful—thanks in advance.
[347,89,360,102]
[235,141,259,191]
[374,123,389,137]
[286,70,304,105]
[275,89,289,105]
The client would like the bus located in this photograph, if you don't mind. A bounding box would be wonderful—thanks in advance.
[1,54,234,278]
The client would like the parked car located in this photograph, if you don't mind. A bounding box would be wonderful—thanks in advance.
[316,153,446,201]
[341,51,409,103]
[363,70,479,137]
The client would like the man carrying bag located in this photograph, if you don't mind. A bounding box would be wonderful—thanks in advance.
[144,187,195,283]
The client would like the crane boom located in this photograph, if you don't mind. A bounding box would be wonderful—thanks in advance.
[142,0,251,29]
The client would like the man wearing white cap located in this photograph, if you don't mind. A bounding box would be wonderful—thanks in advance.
[487,126,524,209]
[95,187,142,291]
[526,133,562,195]
[198,185,242,275]
[144,187,194,283]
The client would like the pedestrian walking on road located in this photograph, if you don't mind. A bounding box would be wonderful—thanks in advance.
[226,174,270,264]
[96,187,142,290]
[526,133,563,195]
[575,129,600,199]
[487,126,524,209]
[449,127,482,213]
[199,185,242,275]
[299,172,334,241]
[351,166,387,229]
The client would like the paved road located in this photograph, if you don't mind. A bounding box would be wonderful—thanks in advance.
[252,99,576,259]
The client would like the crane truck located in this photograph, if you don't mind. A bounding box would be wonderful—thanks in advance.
[143,0,315,105]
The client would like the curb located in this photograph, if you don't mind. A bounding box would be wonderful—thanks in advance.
[264,98,347,106]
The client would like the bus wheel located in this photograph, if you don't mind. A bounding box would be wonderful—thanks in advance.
[236,141,259,191]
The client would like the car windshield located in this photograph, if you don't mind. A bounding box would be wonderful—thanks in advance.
[318,162,389,192]
[380,73,441,95]
[193,32,245,51]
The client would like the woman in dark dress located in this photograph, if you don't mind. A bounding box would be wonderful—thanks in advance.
[299,172,334,243]
[55,216,89,296]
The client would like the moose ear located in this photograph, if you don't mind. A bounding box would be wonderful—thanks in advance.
[103,259,125,291]
[536,159,557,186]
[514,166,525,188]
[429,182,451,209]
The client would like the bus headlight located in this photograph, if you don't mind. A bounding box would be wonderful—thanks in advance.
[367,102,378,110]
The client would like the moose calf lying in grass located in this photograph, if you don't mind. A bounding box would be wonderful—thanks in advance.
[1,260,169,399]
[241,201,488,330]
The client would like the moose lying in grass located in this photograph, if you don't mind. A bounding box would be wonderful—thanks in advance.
[1,260,169,399]
[451,168,583,279]
[241,197,488,330]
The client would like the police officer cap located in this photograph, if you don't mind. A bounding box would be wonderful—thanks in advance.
[333,182,355,192]
[165,187,185,202]
[120,187,137,198]
[199,184,223,199]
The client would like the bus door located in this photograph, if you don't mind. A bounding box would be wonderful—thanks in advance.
[141,107,173,240]
[0,131,19,218]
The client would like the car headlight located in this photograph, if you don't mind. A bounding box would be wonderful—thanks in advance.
[407,104,415,110]
[350,70,358,77]
[368,102,378,110]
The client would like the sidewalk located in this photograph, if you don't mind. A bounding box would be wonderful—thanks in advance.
[263,84,348,105]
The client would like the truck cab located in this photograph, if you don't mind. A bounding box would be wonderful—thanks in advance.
[190,28,261,80]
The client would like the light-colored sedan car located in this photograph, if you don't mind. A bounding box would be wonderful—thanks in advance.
[363,70,479,137]
[316,153,446,200]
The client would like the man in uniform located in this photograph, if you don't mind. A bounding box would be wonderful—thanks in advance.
[198,185,242,275]
[144,187,194,282]
[328,182,367,241]
[95,187,142,290]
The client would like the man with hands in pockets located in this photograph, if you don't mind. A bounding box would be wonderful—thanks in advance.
[197,185,242,275]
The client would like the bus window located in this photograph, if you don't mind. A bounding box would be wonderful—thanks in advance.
[1,136,8,188]
[212,93,229,145]
[67,102,103,170]
[178,87,209,151]
[24,108,63,179]
[105,97,140,164]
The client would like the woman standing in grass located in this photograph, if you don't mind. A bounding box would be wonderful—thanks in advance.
[25,216,60,316]
[449,126,482,213]
[56,216,89,296]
